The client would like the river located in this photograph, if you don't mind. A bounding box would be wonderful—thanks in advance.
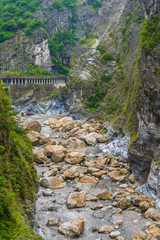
[22,103,157,240]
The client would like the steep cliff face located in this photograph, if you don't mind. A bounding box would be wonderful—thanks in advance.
[0,0,102,73]
[68,0,160,199]
[128,2,160,198]
[0,29,52,71]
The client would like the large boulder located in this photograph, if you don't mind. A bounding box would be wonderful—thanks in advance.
[65,151,85,164]
[47,118,58,126]
[144,208,160,221]
[98,225,114,233]
[146,225,160,237]
[24,121,42,133]
[43,167,58,177]
[38,135,55,145]
[59,117,73,125]
[59,138,86,149]
[58,218,84,238]
[27,131,40,145]
[67,192,86,208]
[108,170,126,182]
[96,189,112,200]
[45,145,67,163]
[32,149,49,164]
[117,198,131,210]
[80,132,109,146]
[63,166,84,179]
[51,146,67,163]
[40,177,66,189]
[61,122,75,132]
[79,175,98,183]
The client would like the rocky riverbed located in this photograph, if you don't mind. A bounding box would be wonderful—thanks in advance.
[21,114,160,240]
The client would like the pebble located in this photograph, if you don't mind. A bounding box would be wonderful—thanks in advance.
[133,219,139,224]
[113,220,123,226]
[109,231,121,239]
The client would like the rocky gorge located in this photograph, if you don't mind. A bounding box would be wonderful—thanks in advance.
[17,110,159,240]
[0,0,160,239]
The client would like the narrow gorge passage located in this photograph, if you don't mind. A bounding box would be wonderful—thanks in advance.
[22,112,159,240]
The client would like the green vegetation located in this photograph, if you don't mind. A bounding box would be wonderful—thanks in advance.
[0,84,42,239]
[100,52,114,62]
[25,19,46,36]
[87,0,103,12]
[49,30,76,75]
[96,44,114,62]
[139,14,160,51]
[101,73,113,82]
[49,0,77,10]
[1,65,54,77]
[79,37,87,44]
[25,65,53,76]
[0,0,43,42]
[85,87,105,110]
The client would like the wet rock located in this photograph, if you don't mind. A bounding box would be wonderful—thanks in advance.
[32,149,49,164]
[58,217,84,238]
[24,120,42,133]
[86,194,98,201]
[40,176,66,189]
[139,201,150,211]
[146,224,160,237]
[65,151,85,164]
[27,131,40,145]
[47,218,59,226]
[129,174,136,183]
[79,175,98,183]
[144,208,160,221]
[98,225,114,233]
[67,192,86,208]
[117,198,131,210]
[109,231,121,239]
[96,189,112,200]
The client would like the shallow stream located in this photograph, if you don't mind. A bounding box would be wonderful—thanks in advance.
[24,112,151,240]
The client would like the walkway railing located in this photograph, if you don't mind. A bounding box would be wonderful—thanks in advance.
[1,75,67,86]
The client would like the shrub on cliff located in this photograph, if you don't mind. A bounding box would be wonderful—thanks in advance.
[139,14,160,51]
